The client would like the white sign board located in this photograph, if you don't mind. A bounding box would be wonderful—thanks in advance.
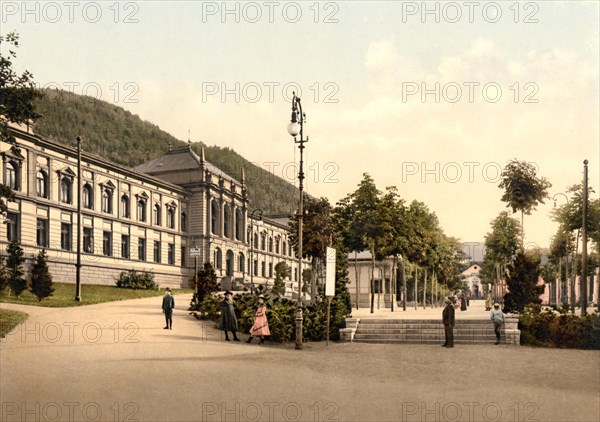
[325,247,336,297]
[190,247,201,257]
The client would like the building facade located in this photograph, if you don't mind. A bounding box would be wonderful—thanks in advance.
[1,125,307,292]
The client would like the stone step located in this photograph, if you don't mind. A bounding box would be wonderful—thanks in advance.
[353,338,501,344]
[353,333,503,340]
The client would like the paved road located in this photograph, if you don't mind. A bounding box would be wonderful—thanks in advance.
[1,295,598,421]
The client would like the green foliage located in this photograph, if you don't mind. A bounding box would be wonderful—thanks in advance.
[189,263,219,306]
[0,256,8,292]
[519,304,600,349]
[192,285,351,342]
[503,252,545,313]
[272,262,290,296]
[499,159,552,216]
[33,89,299,215]
[0,32,43,143]
[29,249,54,302]
[115,270,157,290]
[481,211,520,284]
[6,241,26,297]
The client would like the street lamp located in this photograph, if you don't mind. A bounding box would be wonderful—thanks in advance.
[249,208,263,294]
[287,92,307,350]
[75,136,82,301]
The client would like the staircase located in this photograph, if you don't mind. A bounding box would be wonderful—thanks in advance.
[352,319,504,344]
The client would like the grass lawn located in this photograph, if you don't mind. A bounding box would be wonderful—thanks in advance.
[0,309,28,337]
[0,283,192,307]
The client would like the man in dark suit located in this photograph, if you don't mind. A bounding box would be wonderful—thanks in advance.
[162,287,175,330]
[442,297,455,348]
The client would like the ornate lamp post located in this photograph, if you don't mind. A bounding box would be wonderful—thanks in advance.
[582,160,588,316]
[249,208,263,294]
[75,136,82,301]
[287,92,307,350]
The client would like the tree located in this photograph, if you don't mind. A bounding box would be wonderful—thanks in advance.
[29,249,55,302]
[503,252,545,313]
[0,32,42,143]
[481,211,520,300]
[191,263,218,305]
[0,256,8,292]
[6,240,26,297]
[272,262,290,296]
[498,159,551,248]
[289,197,334,302]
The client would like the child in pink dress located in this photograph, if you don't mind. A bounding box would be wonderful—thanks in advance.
[246,295,270,344]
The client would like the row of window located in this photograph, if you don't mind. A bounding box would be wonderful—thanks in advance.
[4,164,189,231]
[211,248,298,281]
[250,231,294,257]
[5,213,184,266]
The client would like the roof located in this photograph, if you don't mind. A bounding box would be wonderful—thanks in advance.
[135,147,240,184]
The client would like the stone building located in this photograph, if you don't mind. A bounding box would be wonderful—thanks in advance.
[1,125,307,291]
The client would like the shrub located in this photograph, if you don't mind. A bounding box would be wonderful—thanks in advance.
[115,270,157,290]
[29,249,54,302]
[519,304,600,349]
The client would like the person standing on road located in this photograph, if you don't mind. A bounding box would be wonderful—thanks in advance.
[247,295,270,345]
[485,291,493,311]
[162,287,175,330]
[442,297,455,348]
[219,291,240,341]
[490,302,505,345]
[459,291,467,311]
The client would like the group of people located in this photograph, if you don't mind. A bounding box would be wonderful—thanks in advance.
[442,296,505,347]
[217,290,271,344]
[453,290,469,311]
[162,288,270,343]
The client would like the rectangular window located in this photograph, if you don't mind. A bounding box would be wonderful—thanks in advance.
[61,223,72,251]
[269,262,273,278]
[253,260,258,276]
[181,246,187,267]
[121,235,130,259]
[6,212,19,242]
[138,238,146,261]
[36,219,49,248]
[261,261,266,277]
[103,231,112,256]
[154,240,161,263]
[168,243,175,265]
[83,227,93,253]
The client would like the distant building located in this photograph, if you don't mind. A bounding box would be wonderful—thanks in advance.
[460,262,488,298]
[1,125,307,291]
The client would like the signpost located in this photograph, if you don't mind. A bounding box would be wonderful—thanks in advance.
[325,247,336,345]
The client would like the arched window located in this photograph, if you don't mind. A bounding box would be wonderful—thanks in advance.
[181,212,187,231]
[275,237,280,254]
[166,207,176,229]
[238,252,245,272]
[102,188,113,214]
[5,161,19,190]
[269,237,273,252]
[153,203,161,226]
[121,195,130,218]
[283,241,287,256]
[137,198,147,222]
[211,200,220,235]
[226,250,234,276]
[83,184,93,209]
[223,205,231,238]
[253,233,259,249]
[60,177,72,204]
[36,170,48,198]
[261,233,266,251]
[235,208,243,241]
[214,247,223,269]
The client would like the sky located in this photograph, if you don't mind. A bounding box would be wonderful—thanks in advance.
[2,0,599,255]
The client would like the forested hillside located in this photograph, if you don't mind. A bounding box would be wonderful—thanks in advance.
[33,89,299,214]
